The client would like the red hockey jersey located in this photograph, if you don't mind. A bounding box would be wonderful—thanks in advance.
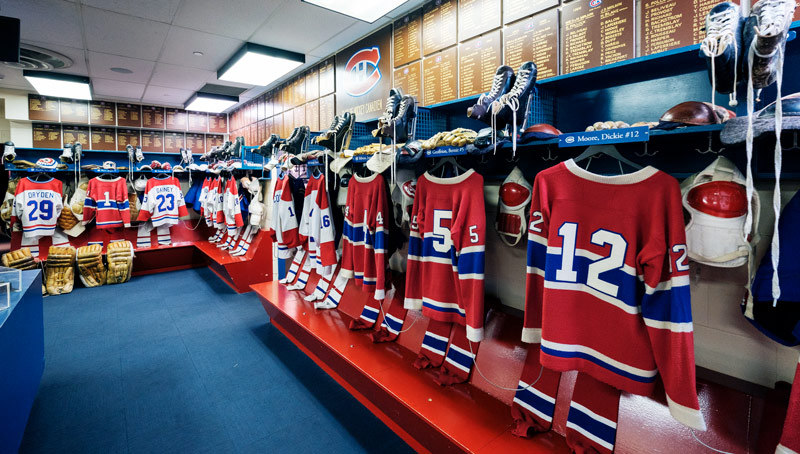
[12,177,63,240]
[83,177,131,229]
[341,173,390,300]
[224,178,244,230]
[525,160,704,430]
[404,170,486,342]
[299,173,337,273]
[270,174,300,259]
[137,176,188,227]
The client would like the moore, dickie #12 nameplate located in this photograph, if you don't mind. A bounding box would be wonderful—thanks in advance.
[558,126,650,148]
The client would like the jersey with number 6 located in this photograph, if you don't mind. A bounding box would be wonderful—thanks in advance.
[524,159,704,430]
[12,177,63,240]
[137,176,188,227]
[404,170,486,342]
[83,177,131,229]
[299,173,337,274]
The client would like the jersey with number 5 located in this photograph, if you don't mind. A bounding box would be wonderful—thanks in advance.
[524,159,704,431]
[83,177,131,229]
[12,177,64,240]
[137,176,188,227]
[269,173,300,259]
[404,170,486,342]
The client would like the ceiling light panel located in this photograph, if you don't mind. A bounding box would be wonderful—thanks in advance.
[185,92,238,113]
[218,43,304,86]
[23,70,92,100]
[302,0,408,23]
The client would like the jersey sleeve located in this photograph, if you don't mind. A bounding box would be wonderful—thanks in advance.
[640,179,705,431]
[523,175,549,343]
[280,185,299,248]
[316,185,338,268]
[137,182,152,222]
[454,180,486,342]
[82,180,97,225]
[298,185,314,244]
[404,182,423,311]
[372,184,389,301]
[175,181,188,218]
[269,184,279,242]
[117,180,131,227]
[10,180,24,227]
[340,195,355,279]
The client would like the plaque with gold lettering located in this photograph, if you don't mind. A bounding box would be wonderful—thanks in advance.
[458,0,501,42]
[60,99,89,124]
[265,117,274,137]
[423,47,458,106]
[256,120,266,144]
[116,103,141,127]
[249,101,258,125]
[188,111,208,133]
[116,129,141,150]
[423,0,457,56]
[642,0,739,55]
[272,115,284,140]
[141,130,164,152]
[91,127,116,151]
[562,0,634,75]
[306,68,320,101]
[504,0,559,24]
[209,113,228,134]
[319,58,335,96]
[319,94,335,133]
[459,30,502,98]
[394,10,422,67]
[163,131,185,153]
[294,76,306,106]
[32,123,61,149]
[293,105,306,129]
[90,101,116,126]
[165,108,187,131]
[282,84,294,111]
[62,125,89,148]
[28,95,59,122]
[206,134,224,151]
[283,110,294,138]
[505,10,559,79]
[306,99,320,132]
[394,62,422,102]
[185,133,205,152]
[257,96,266,122]
[142,105,165,129]
[265,94,275,119]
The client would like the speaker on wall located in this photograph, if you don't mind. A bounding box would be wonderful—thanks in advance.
[0,16,21,63]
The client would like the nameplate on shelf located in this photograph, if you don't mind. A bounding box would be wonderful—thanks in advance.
[352,154,371,163]
[25,168,58,173]
[306,159,321,166]
[558,126,649,148]
[425,146,468,157]
[92,168,118,173]
[151,169,172,173]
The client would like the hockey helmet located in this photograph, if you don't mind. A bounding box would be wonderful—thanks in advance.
[390,169,416,228]
[495,167,532,247]
[520,124,562,143]
[656,101,730,130]
[35,157,57,170]
[134,175,148,192]
[722,92,800,144]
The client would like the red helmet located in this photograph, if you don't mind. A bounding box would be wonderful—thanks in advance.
[500,181,531,207]
[686,181,748,218]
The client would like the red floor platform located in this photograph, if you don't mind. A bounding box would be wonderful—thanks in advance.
[253,278,790,454]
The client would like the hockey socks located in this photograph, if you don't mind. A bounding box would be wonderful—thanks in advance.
[349,296,381,330]
[305,266,335,302]
[221,228,240,250]
[136,223,152,249]
[435,323,478,386]
[231,226,255,257]
[565,373,621,454]
[280,249,305,284]
[414,320,452,369]
[777,355,800,454]
[20,236,40,258]
[314,269,348,310]
[209,228,224,243]
[371,273,408,343]
[156,225,171,246]
[287,254,312,290]
[511,343,562,437]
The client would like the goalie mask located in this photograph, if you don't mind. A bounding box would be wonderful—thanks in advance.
[495,166,532,247]
[681,156,758,268]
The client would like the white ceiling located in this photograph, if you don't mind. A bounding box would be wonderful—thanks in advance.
[0,0,427,111]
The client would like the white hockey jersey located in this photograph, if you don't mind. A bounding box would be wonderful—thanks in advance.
[299,173,337,274]
[12,177,64,240]
[137,176,188,227]
[223,178,244,232]
[270,174,300,259]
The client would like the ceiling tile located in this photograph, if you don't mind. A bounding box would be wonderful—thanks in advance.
[79,0,181,23]
[173,0,284,40]
[159,27,243,71]
[0,68,31,91]
[142,85,194,107]
[149,63,214,91]
[82,7,169,61]
[21,40,89,77]
[87,51,155,84]
[250,2,357,55]
[306,19,391,60]
[0,0,83,48]
[91,78,146,100]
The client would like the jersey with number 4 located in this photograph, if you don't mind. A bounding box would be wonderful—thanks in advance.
[12,177,63,240]
[137,176,188,227]
[83,177,131,229]
[524,159,705,430]
[404,170,486,342]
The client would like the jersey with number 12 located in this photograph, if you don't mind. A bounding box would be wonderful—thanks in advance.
[12,177,63,240]
[137,176,188,227]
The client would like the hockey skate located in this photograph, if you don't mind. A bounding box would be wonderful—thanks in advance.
[701,2,745,106]
[316,115,342,142]
[374,88,403,136]
[492,61,538,132]
[316,116,346,150]
[468,65,515,123]
[381,95,415,142]
[134,146,144,162]
[61,142,75,163]
[281,127,309,155]
[2,141,15,162]
[743,0,796,90]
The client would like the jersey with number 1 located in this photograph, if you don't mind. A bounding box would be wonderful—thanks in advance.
[270,174,300,259]
[403,170,486,342]
[137,176,188,227]
[83,177,131,229]
[12,177,63,240]
[524,159,704,430]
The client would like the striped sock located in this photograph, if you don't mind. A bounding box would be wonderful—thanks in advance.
[565,373,621,454]
[156,225,171,245]
[511,343,562,437]
[436,324,477,386]
[413,320,452,370]
[315,269,348,309]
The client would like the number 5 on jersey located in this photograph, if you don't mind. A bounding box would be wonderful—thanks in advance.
[431,209,479,254]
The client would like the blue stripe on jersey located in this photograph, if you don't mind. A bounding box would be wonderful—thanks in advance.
[445,345,474,370]
[540,344,656,384]
[408,235,422,256]
[514,386,556,421]
[374,229,386,251]
[545,253,639,308]
[97,200,128,209]
[422,332,448,354]
[527,238,547,268]
[349,224,365,244]
[420,237,455,261]
[457,251,485,275]
[641,286,692,323]
[84,199,97,208]
[382,314,403,333]
[422,300,464,316]
[23,226,55,231]
[567,404,617,447]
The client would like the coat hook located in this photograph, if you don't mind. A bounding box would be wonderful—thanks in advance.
[635,142,659,157]
[542,145,558,161]
[695,132,724,154]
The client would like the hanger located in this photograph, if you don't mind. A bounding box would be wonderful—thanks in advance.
[429,156,467,178]
[98,171,117,180]
[573,144,643,174]
[31,171,51,181]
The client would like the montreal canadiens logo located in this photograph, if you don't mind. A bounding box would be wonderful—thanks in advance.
[565,136,576,144]
[590,0,602,7]
[36,157,56,167]
[344,47,382,97]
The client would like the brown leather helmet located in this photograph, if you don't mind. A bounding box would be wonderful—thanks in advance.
[656,101,730,129]
[520,123,562,143]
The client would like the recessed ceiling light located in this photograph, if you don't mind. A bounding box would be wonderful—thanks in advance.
[24,70,91,100]
[218,43,304,86]
[302,0,408,23]
[110,67,133,74]
[193,51,204,57]
[185,91,238,113]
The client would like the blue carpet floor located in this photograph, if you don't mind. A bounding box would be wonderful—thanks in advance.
[19,268,413,454]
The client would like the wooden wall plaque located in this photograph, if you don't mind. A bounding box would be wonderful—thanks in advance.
[163,132,185,153]
[32,123,61,149]
[257,96,266,122]
[207,134,224,151]
[282,110,294,138]
[306,68,320,101]
[165,108,187,130]
[319,58,335,96]
[60,99,89,124]
[116,103,141,127]
[141,130,164,152]
[294,76,306,106]
[504,0,559,24]
[394,10,423,67]
[272,115,284,140]
[116,129,141,150]
[28,95,59,122]
[319,94,335,133]
[459,30,502,98]
[281,84,294,111]
[423,0,457,56]
[265,95,275,119]
[249,101,258,125]
[209,113,227,134]
[142,106,165,129]
[91,127,116,151]
[188,111,208,133]
[423,46,458,106]
[561,0,634,74]
[90,101,116,126]
[306,99,320,132]
[293,105,306,129]
[62,125,89,147]
[505,9,559,79]
[257,120,266,144]
[394,61,422,103]
[457,0,501,42]
[265,117,274,138]
[185,133,205,152]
